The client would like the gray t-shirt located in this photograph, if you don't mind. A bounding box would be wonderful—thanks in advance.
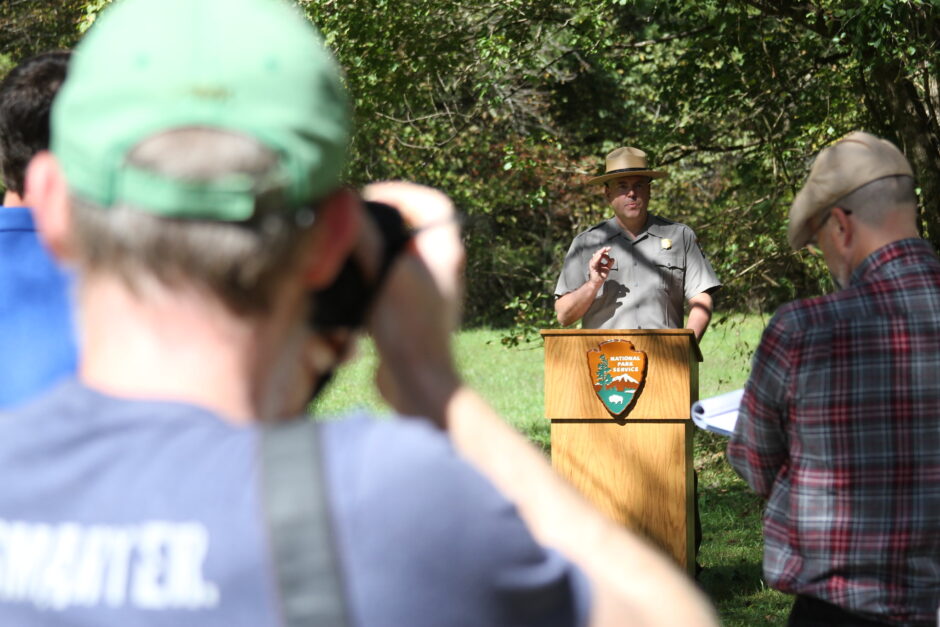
[0,381,591,626]
[554,215,721,329]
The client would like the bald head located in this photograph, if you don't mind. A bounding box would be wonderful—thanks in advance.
[809,174,921,289]
[834,175,917,229]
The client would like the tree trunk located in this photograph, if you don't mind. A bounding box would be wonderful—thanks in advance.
[866,58,940,247]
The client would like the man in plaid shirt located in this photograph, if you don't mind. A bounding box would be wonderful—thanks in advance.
[728,131,940,627]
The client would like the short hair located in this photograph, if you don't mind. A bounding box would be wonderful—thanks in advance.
[71,128,316,315]
[835,175,917,226]
[0,51,70,196]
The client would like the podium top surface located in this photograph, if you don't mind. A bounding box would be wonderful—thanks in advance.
[540,328,702,362]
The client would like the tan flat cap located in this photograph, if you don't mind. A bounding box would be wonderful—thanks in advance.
[788,131,913,249]
[587,146,668,185]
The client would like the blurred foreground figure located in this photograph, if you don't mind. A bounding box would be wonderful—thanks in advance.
[729,132,940,626]
[0,51,77,408]
[0,0,717,625]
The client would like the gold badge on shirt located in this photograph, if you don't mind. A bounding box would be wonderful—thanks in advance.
[661,238,672,250]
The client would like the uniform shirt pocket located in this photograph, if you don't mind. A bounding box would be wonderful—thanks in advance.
[654,249,683,291]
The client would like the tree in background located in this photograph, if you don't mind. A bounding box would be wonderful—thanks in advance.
[632,0,940,317]
[305,0,940,337]
[0,1,85,60]
[6,0,939,335]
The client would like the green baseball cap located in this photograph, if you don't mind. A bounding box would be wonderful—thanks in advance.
[51,0,350,221]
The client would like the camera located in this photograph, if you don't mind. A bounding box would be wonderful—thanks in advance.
[308,200,412,331]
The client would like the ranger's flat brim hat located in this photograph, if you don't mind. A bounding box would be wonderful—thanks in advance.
[788,131,914,249]
[587,146,667,185]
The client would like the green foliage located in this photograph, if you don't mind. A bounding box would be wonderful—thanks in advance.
[78,0,113,34]
[303,1,612,326]
[4,0,937,333]
[0,54,14,80]
[313,0,940,334]
[301,0,940,334]
[0,1,87,59]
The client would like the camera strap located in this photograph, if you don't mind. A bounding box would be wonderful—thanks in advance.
[260,418,349,627]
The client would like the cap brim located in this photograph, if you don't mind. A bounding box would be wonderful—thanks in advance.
[587,170,668,185]
[787,191,823,250]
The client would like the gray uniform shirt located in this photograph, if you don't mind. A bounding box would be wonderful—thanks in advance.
[554,215,721,329]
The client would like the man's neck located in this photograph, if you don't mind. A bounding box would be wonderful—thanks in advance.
[848,211,921,275]
[77,274,306,424]
[616,215,649,240]
[2,190,26,207]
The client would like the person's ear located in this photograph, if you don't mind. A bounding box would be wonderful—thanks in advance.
[830,207,854,250]
[302,186,362,288]
[24,151,73,263]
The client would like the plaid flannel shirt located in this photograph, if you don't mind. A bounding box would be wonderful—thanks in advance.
[728,238,940,625]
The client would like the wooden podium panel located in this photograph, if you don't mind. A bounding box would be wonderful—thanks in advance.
[541,329,700,575]
[543,329,701,420]
[550,421,694,569]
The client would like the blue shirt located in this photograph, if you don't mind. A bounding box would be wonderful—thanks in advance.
[0,207,77,408]
[0,381,591,626]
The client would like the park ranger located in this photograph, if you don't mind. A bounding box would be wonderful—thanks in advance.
[554,146,721,340]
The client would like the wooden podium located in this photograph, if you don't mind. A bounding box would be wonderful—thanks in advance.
[540,329,701,575]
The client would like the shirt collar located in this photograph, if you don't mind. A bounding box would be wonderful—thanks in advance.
[645,216,672,238]
[602,214,667,242]
[850,238,936,286]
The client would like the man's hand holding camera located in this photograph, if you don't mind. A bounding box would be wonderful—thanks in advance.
[302,181,464,428]
[363,182,463,428]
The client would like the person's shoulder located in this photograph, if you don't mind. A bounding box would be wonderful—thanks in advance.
[768,295,821,329]
[649,213,677,226]
[320,413,539,550]
[320,414,482,491]
[0,380,96,466]
[0,380,245,446]
[319,411,444,450]
[649,214,696,236]
[572,217,619,243]
[768,288,858,335]
[0,378,77,421]
[0,206,37,230]
[319,414,591,627]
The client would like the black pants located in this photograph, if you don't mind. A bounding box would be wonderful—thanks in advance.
[787,595,907,627]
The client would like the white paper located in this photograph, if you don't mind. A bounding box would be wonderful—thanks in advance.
[690,388,743,437]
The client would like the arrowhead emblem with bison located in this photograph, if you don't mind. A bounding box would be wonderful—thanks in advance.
[587,340,647,417]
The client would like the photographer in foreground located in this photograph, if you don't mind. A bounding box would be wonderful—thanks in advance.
[0,0,717,625]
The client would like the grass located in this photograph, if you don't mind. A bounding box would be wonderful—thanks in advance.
[695,314,793,625]
[310,314,791,625]
[309,329,551,448]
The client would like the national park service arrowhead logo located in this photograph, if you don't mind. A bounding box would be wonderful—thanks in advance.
[587,340,647,416]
